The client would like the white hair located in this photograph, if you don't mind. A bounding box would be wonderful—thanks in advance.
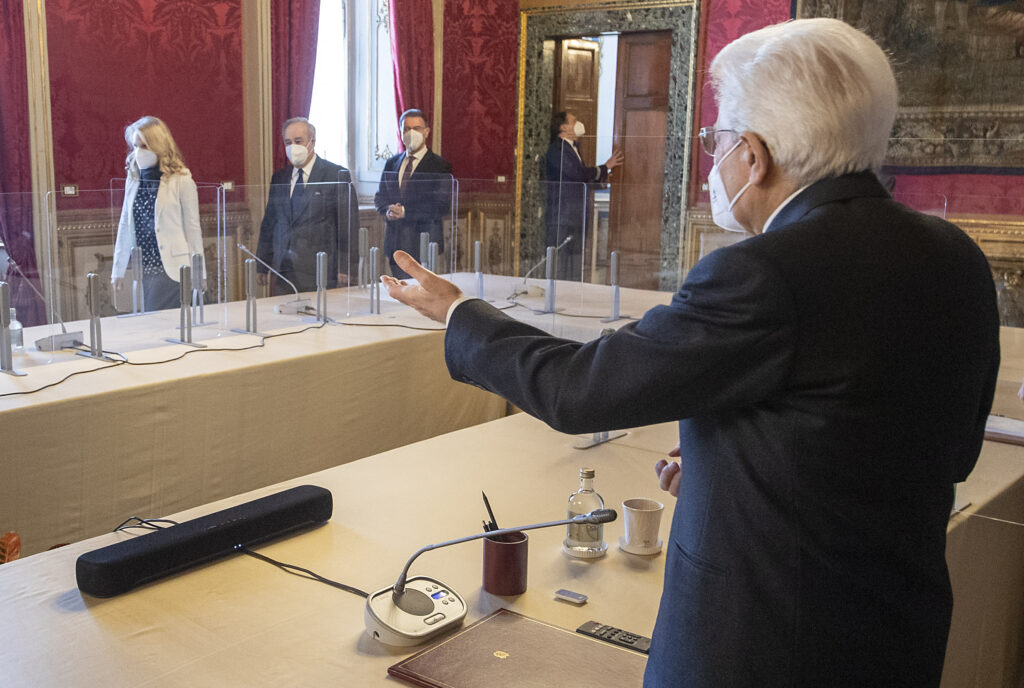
[281,117,316,141]
[709,18,897,187]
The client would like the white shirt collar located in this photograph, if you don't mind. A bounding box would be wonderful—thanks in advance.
[762,184,810,233]
[294,153,317,179]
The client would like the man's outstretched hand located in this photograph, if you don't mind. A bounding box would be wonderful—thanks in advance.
[381,250,463,323]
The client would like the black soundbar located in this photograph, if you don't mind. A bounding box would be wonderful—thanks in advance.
[76,484,333,598]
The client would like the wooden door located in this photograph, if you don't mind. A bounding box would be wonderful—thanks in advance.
[553,38,600,166]
[609,31,671,289]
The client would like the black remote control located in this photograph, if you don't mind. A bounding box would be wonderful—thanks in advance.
[575,620,651,654]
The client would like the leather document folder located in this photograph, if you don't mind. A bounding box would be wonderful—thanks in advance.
[388,608,647,687]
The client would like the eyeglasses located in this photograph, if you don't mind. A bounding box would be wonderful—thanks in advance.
[698,127,739,157]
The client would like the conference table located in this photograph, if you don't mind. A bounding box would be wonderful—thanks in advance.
[0,274,672,556]
[0,410,1021,687]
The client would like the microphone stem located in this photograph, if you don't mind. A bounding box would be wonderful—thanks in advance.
[394,516,579,595]
[236,243,302,300]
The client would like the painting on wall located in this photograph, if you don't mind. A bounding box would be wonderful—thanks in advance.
[794,0,1024,172]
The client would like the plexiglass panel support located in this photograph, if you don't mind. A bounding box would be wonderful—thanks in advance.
[474,240,484,300]
[358,227,369,288]
[428,242,439,273]
[75,273,116,362]
[166,265,205,348]
[369,247,381,314]
[231,259,264,336]
[117,246,145,318]
[191,253,213,327]
[601,251,628,323]
[419,232,429,266]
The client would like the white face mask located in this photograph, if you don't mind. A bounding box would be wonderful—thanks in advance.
[402,129,425,153]
[134,147,158,170]
[287,143,310,167]
[708,139,751,233]
[573,120,586,137]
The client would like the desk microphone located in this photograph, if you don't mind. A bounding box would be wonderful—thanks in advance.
[5,258,84,351]
[236,243,311,314]
[510,235,573,299]
[364,507,616,646]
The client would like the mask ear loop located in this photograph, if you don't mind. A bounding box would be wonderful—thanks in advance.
[715,138,750,208]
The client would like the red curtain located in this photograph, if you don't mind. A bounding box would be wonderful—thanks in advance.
[0,0,45,326]
[389,0,435,149]
[271,0,321,170]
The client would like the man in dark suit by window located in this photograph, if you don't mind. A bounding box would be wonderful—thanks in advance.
[374,109,452,280]
[382,18,1000,688]
[256,117,358,294]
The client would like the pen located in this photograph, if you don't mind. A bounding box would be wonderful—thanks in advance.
[482,491,499,532]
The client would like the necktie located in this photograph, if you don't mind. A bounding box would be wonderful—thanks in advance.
[400,153,415,192]
[291,168,305,216]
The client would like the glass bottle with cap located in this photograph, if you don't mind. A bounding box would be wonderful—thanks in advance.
[563,467,608,558]
[9,308,23,350]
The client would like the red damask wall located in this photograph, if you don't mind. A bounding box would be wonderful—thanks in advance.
[45,0,244,195]
[441,0,520,182]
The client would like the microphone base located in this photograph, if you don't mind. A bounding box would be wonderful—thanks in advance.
[274,298,313,315]
[34,331,84,352]
[365,575,467,646]
[573,430,627,450]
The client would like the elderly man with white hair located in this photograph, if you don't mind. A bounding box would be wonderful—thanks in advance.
[384,18,999,687]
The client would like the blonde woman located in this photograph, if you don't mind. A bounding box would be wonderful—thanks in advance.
[111,116,205,311]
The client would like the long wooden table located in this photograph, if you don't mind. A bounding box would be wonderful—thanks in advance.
[0,275,672,556]
[0,412,1020,687]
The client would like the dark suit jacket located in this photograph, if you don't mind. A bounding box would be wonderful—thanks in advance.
[444,172,1000,687]
[543,138,608,250]
[256,156,358,292]
[374,149,452,263]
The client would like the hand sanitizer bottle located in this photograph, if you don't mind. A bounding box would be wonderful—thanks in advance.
[563,467,608,558]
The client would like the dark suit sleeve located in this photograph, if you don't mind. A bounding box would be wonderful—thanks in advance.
[444,244,797,433]
[337,167,359,278]
[256,172,282,273]
[550,140,605,184]
[375,158,395,215]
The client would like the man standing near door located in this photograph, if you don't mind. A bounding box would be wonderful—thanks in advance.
[375,109,453,280]
[257,117,358,293]
[544,110,623,281]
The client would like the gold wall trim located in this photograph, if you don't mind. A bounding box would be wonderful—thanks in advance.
[23,0,57,318]
[513,10,529,277]
[241,0,273,235]
[433,0,444,155]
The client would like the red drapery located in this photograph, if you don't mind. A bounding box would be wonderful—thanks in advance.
[389,0,435,150]
[271,0,321,170]
[0,0,45,326]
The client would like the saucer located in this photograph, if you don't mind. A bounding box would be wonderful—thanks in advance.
[618,535,662,556]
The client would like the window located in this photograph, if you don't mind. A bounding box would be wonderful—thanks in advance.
[309,0,398,198]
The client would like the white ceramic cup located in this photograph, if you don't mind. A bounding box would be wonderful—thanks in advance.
[622,498,664,550]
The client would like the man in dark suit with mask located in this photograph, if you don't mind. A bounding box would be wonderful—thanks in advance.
[544,111,622,281]
[382,18,1000,688]
[374,109,452,280]
[257,117,358,293]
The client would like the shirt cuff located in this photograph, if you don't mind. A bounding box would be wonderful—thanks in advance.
[445,295,476,327]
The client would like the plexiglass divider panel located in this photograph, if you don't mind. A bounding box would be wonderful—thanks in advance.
[223,180,356,330]
[0,191,51,371]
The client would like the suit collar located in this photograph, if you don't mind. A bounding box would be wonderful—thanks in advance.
[767,171,890,232]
